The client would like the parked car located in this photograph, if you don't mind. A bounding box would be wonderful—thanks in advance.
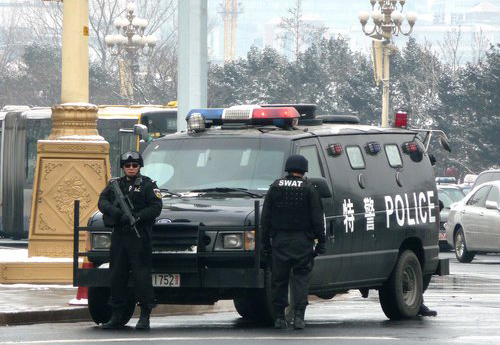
[437,185,465,251]
[445,181,500,263]
[471,169,500,190]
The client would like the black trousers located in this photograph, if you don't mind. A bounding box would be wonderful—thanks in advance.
[109,229,155,310]
[271,230,314,312]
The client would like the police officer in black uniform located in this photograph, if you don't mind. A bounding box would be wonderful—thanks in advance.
[98,151,162,330]
[262,154,326,330]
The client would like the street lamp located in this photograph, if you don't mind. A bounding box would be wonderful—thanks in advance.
[358,0,417,127]
[105,2,157,103]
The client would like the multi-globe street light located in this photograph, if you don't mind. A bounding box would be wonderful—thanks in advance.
[358,0,417,127]
[105,2,157,103]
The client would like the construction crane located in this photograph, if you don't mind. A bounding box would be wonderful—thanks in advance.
[217,0,243,61]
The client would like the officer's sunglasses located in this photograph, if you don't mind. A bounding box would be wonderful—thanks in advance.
[123,163,140,168]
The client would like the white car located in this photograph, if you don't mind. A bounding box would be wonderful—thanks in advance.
[445,180,500,263]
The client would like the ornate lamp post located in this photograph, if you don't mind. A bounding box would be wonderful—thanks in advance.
[358,0,417,127]
[105,2,157,103]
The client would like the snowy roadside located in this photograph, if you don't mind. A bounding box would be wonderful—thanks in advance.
[0,248,80,263]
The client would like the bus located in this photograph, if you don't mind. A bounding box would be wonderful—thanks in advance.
[0,104,178,239]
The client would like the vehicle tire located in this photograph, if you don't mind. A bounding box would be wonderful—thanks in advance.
[454,227,475,263]
[379,250,423,320]
[233,268,274,326]
[88,287,136,325]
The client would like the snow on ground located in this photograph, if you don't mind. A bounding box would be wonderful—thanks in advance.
[0,248,79,263]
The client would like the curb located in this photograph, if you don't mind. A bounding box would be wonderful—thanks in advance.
[0,301,236,326]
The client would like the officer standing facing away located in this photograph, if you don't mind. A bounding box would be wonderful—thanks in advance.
[98,151,162,330]
[262,155,326,330]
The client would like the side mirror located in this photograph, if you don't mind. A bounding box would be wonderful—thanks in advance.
[309,177,332,198]
[439,200,444,212]
[134,124,150,142]
[485,200,499,211]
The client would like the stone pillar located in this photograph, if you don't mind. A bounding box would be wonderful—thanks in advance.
[27,0,111,259]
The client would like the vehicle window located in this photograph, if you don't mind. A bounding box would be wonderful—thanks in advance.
[384,144,403,168]
[441,187,465,202]
[467,186,491,207]
[142,138,289,192]
[487,186,499,204]
[438,191,454,208]
[298,145,323,177]
[345,146,365,169]
[25,118,52,187]
[141,111,177,138]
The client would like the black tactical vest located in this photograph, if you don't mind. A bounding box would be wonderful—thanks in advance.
[268,176,313,231]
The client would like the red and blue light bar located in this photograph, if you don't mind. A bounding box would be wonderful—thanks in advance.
[186,106,300,132]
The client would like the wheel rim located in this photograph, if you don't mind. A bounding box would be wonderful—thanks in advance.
[402,265,418,306]
[456,231,465,258]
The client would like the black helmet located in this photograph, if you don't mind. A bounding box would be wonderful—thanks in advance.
[120,151,143,168]
[285,155,308,174]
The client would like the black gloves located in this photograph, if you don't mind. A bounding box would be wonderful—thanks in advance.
[110,207,123,221]
[119,213,131,226]
[315,242,326,256]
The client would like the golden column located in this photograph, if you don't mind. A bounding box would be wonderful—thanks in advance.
[27,0,111,260]
[358,0,416,127]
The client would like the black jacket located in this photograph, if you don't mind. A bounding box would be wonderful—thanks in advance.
[98,174,162,229]
[262,174,325,245]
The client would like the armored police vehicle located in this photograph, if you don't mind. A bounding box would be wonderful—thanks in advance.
[73,105,449,326]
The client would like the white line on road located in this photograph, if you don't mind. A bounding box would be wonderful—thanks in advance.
[0,336,398,344]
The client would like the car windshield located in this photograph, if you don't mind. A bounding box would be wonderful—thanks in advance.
[141,137,289,192]
[438,190,455,208]
[440,187,465,202]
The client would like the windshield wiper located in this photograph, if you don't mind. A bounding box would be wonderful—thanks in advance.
[190,187,262,198]
[159,188,182,197]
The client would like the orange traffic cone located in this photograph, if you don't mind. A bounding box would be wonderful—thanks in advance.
[69,261,93,305]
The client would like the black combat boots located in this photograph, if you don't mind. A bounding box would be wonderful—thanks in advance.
[135,307,152,330]
[102,309,125,329]
[293,309,306,330]
[274,308,288,329]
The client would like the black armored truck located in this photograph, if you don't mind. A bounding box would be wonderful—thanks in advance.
[74,105,450,325]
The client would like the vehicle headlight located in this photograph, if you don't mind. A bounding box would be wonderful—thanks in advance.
[91,233,111,250]
[223,234,243,249]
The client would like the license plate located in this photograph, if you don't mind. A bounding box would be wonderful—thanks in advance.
[152,273,180,287]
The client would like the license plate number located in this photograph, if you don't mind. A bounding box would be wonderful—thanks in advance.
[152,274,180,287]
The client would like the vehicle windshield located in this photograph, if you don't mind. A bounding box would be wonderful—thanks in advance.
[141,137,289,192]
[438,191,455,208]
[440,187,465,203]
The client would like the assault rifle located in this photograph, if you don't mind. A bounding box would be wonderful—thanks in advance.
[110,179,141,238]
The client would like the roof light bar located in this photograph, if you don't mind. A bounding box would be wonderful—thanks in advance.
[185,105,300,130]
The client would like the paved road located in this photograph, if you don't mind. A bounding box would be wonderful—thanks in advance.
[1,252,500,345]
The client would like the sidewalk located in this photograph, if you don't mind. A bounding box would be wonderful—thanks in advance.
[0,244,235,326]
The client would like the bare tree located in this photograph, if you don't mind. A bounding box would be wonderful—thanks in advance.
[17,0,177,70]
[438,26,463,73]
[471,28,490,65]
[0,5,29,74]
[276,0,327,61]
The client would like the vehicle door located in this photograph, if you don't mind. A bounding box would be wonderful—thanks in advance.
[315,135,375,286]
[293,139,338,288]
[463,185,492,250]
[482,186,500,250]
